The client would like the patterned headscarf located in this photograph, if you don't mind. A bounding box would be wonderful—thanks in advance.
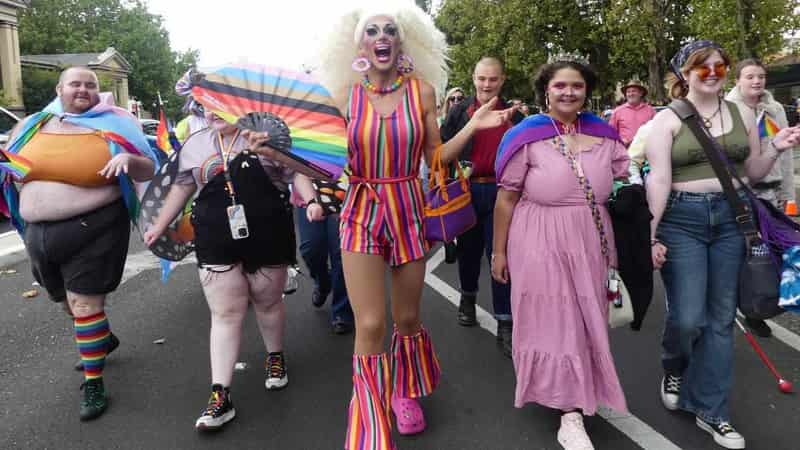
[175,68,204,116]
[670,40,723,84]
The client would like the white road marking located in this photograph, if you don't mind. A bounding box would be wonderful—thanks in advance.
[424,246,682,450]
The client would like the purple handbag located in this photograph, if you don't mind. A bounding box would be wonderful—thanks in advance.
[424,145,476,242]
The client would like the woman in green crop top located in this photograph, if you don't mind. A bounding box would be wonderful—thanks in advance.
[644,41,800,450]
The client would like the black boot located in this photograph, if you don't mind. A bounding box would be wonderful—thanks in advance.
[745,317,772,338]
[444,241,458,264]
[458,294,477,326]
[79,378,108,421]
[497,320,513,358]
[75,332,119,371]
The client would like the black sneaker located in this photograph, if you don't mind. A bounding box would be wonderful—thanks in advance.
[497,320,513,358]
[79,378,108,421]
[195,385,235,431]
[331,318,354,335]
[265,352,289,390]
[311,287,329,308]
[661,374,681,411]
[458,294,477,327]
[745,317,772,338]
[696,417,745,449]
[75,333,119,371]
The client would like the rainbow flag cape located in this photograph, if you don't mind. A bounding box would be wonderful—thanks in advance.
[0,93,159,234]
[495,112,621,179]
[758,113,781,139]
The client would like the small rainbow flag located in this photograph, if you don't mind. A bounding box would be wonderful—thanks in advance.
[759,114,781,139]
[0,149,33,180]
[156,108,173,155]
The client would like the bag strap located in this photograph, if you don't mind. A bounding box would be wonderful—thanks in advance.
[552,136,611,267]
[667,99,760,245]
[427,145,468,201]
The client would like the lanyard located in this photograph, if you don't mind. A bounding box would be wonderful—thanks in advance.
[216,130,241,204]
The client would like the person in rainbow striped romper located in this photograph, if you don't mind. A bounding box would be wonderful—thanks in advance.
[318,3,517,449]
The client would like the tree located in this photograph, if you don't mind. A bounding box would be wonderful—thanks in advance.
[435,0,799,106]
[18,0,198,119]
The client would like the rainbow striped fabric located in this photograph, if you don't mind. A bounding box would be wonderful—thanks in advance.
[74,312,111,380]
[191,63,347,180]
[339,78,428,267]
[0,150,33,180]
[0,93,159,234]
[346,354,394,450]
[391,327,441,399]
[156,108,174,155]
[759,114,781,139]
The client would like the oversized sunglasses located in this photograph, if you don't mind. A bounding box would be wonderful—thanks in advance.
[449,95,464,103]
[692,62,728,80]
[365,24,398,38]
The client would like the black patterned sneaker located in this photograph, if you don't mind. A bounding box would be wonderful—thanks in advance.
[696,417,745,449]
[265,352,289,390]
[195,385,235,431]
[79,378,108,421]
[661,374,681,411]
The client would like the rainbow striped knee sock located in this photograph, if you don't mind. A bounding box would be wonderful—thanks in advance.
[74,312,111,380]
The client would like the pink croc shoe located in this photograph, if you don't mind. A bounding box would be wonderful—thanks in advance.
[391,394,426,435]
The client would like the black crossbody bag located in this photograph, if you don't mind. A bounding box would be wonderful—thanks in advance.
[668,99,783,319]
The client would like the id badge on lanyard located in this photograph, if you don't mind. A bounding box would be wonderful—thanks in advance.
[217,130,249,240]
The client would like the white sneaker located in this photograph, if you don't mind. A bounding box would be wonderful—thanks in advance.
[557,412,595,450]
[696,417,745,449]
[661,375,681,411]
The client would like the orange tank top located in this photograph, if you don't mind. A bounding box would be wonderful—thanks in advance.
[19,132,114,187]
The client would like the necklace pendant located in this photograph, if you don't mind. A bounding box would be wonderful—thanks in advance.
[703,118,712,129]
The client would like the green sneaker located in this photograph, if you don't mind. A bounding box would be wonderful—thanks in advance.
[79,378,108,421]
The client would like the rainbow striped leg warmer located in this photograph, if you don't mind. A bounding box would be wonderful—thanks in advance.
[391,327,441,399]
[74,312,111,380]
[344,354,395,450]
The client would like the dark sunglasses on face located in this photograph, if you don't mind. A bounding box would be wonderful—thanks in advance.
[449,95,464,103]
[365,24,398,38]
[692,62,728,81]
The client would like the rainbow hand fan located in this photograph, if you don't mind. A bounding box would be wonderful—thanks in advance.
[191,64,347,180]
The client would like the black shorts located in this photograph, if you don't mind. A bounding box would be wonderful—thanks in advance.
[23,200,130,302]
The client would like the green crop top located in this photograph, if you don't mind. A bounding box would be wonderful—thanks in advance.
[671,101,750,182]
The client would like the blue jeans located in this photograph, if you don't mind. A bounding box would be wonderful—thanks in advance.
[658,190,745,424]
[295,208,353,325]
[456,182,512,321]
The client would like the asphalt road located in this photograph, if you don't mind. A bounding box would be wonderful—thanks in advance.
[1,238,800,450]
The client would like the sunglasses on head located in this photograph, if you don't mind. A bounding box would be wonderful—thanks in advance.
[449,95,464,103]
[692,62,728,81]
[365,24,398,38]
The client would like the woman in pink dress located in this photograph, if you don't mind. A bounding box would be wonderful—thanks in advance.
[491,58,629,450]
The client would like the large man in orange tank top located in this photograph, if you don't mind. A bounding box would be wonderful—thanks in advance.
[7,67,155,421]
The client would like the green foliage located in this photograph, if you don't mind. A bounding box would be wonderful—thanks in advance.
[18,0,200,120]
[436,0,800,105]
[21,67,59,112]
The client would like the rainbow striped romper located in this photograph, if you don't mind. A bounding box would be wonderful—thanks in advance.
[340,78,429,267]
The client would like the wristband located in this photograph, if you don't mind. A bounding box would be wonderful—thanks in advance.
[651,239,661,246]
[303,198,318,208]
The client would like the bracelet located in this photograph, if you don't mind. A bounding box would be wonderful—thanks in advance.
[650,239,661,246]
[768,140,781,160]
[303,198,318,208]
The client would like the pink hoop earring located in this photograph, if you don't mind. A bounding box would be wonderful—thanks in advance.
[352,57,371,73]
[397,53,414,74]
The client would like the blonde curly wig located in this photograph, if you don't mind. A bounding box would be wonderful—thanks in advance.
[316,0,448,107]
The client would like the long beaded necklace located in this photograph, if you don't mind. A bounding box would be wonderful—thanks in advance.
[362,73,405,95]
[699,97,722,129]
